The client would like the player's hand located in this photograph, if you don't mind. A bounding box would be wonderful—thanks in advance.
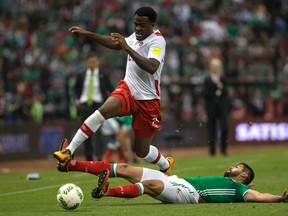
[75,99,80,107]
[280,190,288,202]
[68,26,87,35]
[247,182,254,189]
[111,33,128,50]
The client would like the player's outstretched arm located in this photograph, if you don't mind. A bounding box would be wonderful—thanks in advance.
[244,189,288,202]
[69,26,121,50]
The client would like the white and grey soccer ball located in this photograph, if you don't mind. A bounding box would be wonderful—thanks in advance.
[57,183,84,210]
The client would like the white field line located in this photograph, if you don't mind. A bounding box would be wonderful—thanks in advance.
[1,185,62,196]
[1,172,91,183]
[0,179,96,197]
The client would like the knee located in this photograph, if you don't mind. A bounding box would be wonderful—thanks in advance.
[142,181,158,190]
[116,163,130,176]
[134,145,150,158]
[97,107,109,119]
[142,180,163,196]
[135,151,147,158]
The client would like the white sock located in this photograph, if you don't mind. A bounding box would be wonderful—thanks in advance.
[143,145,169,171]
[135,183,144,195]
[66,130,88,154]
[67,110,105,154]
[111,163,117,177]
[84,110,105,133]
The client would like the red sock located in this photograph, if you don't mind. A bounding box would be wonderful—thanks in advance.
[68,161,116,177]
[106,183,144,198]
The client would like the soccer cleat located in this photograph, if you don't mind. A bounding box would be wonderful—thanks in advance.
[53,139,72,163]
[57,160,70,172]
[56,139,73,172]
[91,169,110,199]
[161,157,175,176]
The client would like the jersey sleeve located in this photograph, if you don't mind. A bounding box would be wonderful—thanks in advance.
[235,183,250,202]
[147,35,166,63]
[125,33,133,44]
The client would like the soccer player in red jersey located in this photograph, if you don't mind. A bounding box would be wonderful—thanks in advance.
[54,7,174,175]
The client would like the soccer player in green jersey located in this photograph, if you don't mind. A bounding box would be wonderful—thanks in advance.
[57,140,288,203]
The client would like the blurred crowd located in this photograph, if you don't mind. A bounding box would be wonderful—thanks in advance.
[0,0,288,125]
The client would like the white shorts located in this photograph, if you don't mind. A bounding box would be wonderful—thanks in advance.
[140,168,199,204]
[101,118,120,136]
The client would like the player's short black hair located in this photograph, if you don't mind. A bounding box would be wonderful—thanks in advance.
[86,52,98,59]
[135,6,157,23]
[239,162,255,185]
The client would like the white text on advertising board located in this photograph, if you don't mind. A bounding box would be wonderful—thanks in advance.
[236,123,288,141]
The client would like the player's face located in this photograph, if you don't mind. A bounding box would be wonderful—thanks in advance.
[86,56,99,70]
[134,14,154,41]
[224,164,245,178]
[210,61,221,75]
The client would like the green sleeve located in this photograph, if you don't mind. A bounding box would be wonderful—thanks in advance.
[235,183,250,202]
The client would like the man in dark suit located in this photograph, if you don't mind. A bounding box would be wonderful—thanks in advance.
[203,58,231,156]
[74,52,114,160]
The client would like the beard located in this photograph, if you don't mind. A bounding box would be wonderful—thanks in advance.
[224,171,237,178]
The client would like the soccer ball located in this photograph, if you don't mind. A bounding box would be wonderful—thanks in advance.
[56,183,84,210]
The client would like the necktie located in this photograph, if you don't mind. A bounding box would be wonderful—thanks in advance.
[87,72,94,106]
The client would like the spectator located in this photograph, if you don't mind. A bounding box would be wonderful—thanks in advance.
[29,93,43,124]
[203,58,231,156]
[250,89,266,117]
[73,52,114,161]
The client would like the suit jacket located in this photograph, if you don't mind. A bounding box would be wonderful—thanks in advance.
[75,69,114,103]
[203,75,230,115]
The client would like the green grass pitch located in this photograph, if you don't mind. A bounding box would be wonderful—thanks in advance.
[1,146,288,216]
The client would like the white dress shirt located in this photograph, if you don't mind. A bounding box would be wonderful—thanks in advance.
[79,68,103,104]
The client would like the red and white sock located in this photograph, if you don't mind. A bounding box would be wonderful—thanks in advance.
[67,110,105,154]
[105,183,144,198]
[143,145,169,171]
[68,160,117,177]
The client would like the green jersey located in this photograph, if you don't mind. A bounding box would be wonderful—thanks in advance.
[183,176,249,203]
[117,115,132,130]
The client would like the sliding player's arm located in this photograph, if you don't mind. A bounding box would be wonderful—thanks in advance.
[244,189,288,202]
